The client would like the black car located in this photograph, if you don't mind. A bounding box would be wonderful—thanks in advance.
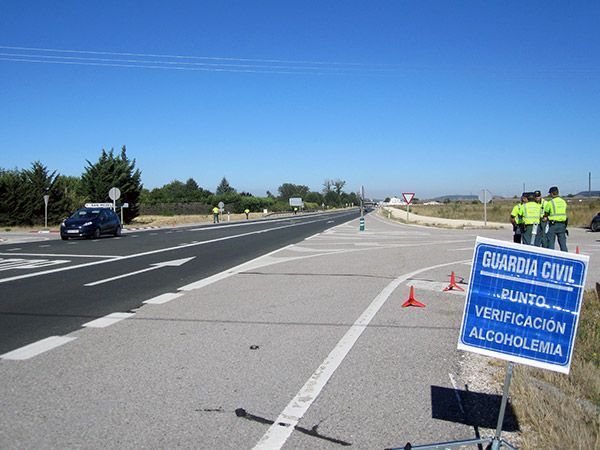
[60,207,122,240]
[591,212,600,232]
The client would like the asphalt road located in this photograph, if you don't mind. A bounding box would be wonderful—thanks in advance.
[0,211,597,449]
[0,210,360,355]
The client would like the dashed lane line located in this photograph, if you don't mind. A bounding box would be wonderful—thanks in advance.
[143,292,184,305]
[82,312,135,328]
[0,336,76,361]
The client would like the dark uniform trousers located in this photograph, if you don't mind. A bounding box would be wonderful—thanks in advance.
[546,221,568,252]
[522,224,542,246]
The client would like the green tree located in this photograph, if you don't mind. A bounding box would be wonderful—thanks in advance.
[0,168,27,225]
[216,177,236,195]
[305,191,323,204]
[80,146,143,223]
[277,183,309,201]
[333,179,346,195]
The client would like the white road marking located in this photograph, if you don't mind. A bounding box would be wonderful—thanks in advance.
[85,257,195,287]
[0,215,344,285]
[38,244,50,248]
[450,247,474,251]
[143,292,184,304]
[286,246,343,253]
[7,248,21,251]
[179,246,295,291]
[409,279,466,295]
[0,252,118,258]
[253,258,469,450]
[0,336,76,360]
[82,312,135,328]
[0,258,70,271]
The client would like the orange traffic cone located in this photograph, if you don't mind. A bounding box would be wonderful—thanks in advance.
[576,246,580,254]
[443,272,465,292]
[402,286,426,308]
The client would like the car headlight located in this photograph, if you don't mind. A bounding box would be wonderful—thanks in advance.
[83,221,93,226]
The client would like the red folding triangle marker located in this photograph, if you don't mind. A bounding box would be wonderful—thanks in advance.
[443,272,465,292]
[576,246,580,254]
[402,286,426,307]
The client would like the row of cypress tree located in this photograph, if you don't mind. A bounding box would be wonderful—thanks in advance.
[0,146,142,226]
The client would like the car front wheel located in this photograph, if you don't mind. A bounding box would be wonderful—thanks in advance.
[592,221,600,232]
[114,226,121,237]
[93,228,101,239]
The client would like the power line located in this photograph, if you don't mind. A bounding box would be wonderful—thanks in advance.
[1,44,598,78]
[0,51,392,74]
[0,44,386,67]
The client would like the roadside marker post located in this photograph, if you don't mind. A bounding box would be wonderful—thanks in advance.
[390,237,589,450]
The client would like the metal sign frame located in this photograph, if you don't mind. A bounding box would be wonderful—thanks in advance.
[458,236,588,374]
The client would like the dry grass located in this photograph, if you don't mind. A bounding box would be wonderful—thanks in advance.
[410,198,600,229]
[129,213,265,227]
[510,288,600,449]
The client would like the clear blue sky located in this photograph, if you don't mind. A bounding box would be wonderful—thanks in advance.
[1,1,599,199]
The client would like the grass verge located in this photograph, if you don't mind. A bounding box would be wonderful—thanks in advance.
[511,287,600,449]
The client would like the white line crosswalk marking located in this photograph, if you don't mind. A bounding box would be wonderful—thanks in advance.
[0,258,70,271]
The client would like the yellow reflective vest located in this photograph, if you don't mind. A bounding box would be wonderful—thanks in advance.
[522,202,542,225]
[544,197,567,222]
[510,203,523,224]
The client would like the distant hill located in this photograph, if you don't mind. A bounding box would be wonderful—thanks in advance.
[430,194,478,202]
[573,191,600,197]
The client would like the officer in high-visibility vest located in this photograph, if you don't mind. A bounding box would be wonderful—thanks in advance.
[544,186,568,251]
[521,192,542,246]
[510,193,527,243]
[244,208,250,219]
[212,206,220,223]
[534,190,548,248]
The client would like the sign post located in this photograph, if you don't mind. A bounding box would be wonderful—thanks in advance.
[108,187,121,212]
[402,192,414,222]
[121,203,129,225]
[478,189,493,226]
[359,186,365,231]
[43,194,50,229]
[390,237,589,450]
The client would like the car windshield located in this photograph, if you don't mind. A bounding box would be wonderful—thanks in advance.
[70,209,101,219]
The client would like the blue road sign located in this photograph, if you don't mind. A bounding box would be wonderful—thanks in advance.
[458,237,589,374]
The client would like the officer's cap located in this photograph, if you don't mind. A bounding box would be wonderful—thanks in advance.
[548,186,559,194]
[521,192,527,198]
[534,190,541,197]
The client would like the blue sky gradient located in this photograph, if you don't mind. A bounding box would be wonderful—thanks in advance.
[1,1,599,199]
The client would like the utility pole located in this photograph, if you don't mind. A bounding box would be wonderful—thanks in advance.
[589,172,592,198]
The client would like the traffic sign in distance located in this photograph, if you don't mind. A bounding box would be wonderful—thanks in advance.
[109,187,121,201]
[478,189,492,204]
[402,192,415,205]
[458,237,588,374]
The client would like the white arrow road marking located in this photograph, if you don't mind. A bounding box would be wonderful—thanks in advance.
[84,257,195,287]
